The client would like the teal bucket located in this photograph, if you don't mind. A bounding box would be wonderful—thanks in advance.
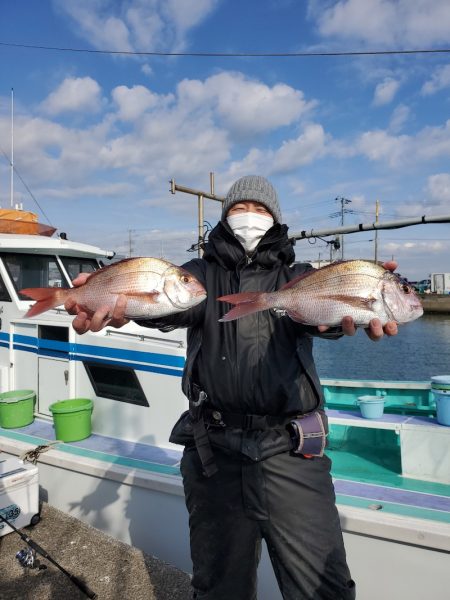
[357,395,385,419]
[49,398,93,442]
[0,390,35,428]
[432,390,450,427]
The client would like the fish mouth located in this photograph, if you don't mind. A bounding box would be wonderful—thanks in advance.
[167,290,206,309]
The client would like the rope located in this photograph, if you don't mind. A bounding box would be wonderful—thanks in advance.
[19,441,62,465]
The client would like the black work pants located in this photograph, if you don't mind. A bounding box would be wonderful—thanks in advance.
[180,447,355,600]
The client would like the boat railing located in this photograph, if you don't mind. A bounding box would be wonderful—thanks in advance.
[104,328,185,348]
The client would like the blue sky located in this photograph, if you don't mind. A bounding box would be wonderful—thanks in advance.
[0,0,449,280]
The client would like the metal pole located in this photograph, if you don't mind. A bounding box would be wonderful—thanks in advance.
[374,199,379,263]
[169,174,224,257]
[128,230,133,257]
[291,213,450,240]
[198,194,204,258]
[10,88,14,208]
[169,178,224,203]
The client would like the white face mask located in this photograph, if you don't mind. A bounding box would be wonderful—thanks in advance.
[226,212,274,253]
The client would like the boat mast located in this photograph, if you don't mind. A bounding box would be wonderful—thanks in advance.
[10,88,14,208]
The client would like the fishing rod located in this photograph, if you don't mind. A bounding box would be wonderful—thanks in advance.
[0,513,97,599]
[290,213,450,241]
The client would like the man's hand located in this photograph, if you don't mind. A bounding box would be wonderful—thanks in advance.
[317,260,399,341]
[64,273,129,335]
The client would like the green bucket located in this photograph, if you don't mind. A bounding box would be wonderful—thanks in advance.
[0,390,35,429]
[49,398,93,442]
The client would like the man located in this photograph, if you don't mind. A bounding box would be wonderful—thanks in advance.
[67,175,397,599]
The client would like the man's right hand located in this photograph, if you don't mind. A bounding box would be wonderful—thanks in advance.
[64,273,129,334]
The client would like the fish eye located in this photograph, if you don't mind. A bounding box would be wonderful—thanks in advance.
[402,284,411,294]
[181,275,190,284]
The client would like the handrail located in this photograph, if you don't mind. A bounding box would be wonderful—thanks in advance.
[105,328,185,348]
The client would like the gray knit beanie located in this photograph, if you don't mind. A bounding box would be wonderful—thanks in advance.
[221,175,282,223]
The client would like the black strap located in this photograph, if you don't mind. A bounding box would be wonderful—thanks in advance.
[192,418,218,477]
[189,386,218,477]
[204,409,291,430]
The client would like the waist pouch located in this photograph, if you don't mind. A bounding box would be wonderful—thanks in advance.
[169,409,328,462]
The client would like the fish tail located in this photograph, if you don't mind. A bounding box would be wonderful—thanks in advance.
[20,288,69,317]
[218,291,269,322]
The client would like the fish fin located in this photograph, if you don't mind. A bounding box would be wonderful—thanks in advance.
[327,294,376,310]
[218,292,266,322]
[20,288,68,318]
[286,309,306,323]
[279,262,350,291]
[279,271,314,290]
[125,292,160,301]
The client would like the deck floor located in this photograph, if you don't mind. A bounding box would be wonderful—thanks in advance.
[1,418,450,526]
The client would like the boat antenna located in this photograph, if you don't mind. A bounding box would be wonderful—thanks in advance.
[10,87,14,208]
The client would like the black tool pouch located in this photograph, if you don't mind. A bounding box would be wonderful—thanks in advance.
[287,411,327,457]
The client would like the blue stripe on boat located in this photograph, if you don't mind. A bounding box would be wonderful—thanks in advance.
[8,333,185,376]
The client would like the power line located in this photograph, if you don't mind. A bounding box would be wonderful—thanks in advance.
[1,41,450,58]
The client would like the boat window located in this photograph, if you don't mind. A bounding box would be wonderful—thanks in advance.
[39,325,69,342]
[0,273,12,302]
[60,257,100,283]
[83,361,149,407]
[1,253,69,299]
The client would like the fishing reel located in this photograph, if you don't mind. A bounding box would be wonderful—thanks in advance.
[16,547,46,570]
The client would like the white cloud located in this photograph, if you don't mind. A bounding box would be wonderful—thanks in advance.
[41,77,102,115]
[53,0,218,52]
[141,63,153,77]
[389,104,410,133]
[272,124,327,172]
[314,0,450,47]
[358,130,409,167]
[426,173,450,203]
[112,85,166,120]
[38,182,136,200]
[373,78,400,106]
[358,120,450,167]
[177,72,315,136]
[421,64,450,95]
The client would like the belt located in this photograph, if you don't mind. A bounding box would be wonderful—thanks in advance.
[204,409,292,430]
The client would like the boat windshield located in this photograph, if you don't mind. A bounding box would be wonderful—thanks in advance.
[60,257,100,283]
[1,253,70,299]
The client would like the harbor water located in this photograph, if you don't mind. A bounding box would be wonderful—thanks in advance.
[313,314,450,382]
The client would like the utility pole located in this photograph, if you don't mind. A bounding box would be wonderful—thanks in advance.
[128,229,134,257]
[170,172,224,258]
[374,199,379,263]
[329,197,353,260]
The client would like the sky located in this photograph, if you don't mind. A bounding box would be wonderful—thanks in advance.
[0,0,450,281]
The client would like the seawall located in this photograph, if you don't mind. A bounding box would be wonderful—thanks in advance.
[420,294,450,315]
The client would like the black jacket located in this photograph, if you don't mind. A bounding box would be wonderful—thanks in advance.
[141,220,341,455]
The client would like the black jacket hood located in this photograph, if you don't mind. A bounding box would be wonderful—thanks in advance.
[202,220,296,270]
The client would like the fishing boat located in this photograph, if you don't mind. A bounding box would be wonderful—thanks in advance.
[0,225,449,600]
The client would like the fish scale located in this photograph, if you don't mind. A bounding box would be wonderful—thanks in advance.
[20,257,206,319]
[219,260,423,327]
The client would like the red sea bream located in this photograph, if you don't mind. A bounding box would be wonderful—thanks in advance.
[219,260,423,327]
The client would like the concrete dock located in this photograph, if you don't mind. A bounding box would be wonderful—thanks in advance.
[0,502,192,600]
[421,293,450,314]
